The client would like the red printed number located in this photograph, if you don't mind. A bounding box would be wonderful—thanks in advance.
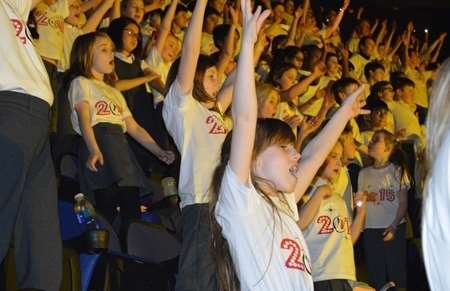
[10,19,27,44]
[206,115,227,134]
[317,215,333,234]
[280,238,305,271]
[95,101,111,115]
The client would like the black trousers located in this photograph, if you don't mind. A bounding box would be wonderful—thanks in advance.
[175,204,217,291]
[0,92,62,291]
[363,224,407,289]
[314,279,352,291]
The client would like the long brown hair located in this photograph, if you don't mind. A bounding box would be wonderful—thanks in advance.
[209,118,296,291]
[65,32,117,87]
[166,55,217,104]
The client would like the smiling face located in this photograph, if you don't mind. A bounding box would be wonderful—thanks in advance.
[91,36,115,77]
[66,0,86,27]
[254,143,301,193]
[161,34,181,63]
[121,23,139,54]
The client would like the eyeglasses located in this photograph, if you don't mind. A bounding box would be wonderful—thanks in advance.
[124,29,139,38]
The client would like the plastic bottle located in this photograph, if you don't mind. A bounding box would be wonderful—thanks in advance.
[74,193,99,230]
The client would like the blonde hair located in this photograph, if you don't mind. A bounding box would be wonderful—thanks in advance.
[255,83,280,115]
[425,59,450,197]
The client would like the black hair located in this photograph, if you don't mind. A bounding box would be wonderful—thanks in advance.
[392,77,415,91]
[107,17,143,57]
[364,61,385,80]
[331,77,359,104]
[272,35,288,51]
[358,36,375,52]
[213,24,240,50]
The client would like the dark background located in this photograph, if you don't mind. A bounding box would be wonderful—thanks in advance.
[311,0,450,61]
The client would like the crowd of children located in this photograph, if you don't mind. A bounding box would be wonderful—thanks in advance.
[1,0,448,289]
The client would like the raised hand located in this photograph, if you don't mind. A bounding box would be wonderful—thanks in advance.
[240,0,271,43]
[341,85,370,118]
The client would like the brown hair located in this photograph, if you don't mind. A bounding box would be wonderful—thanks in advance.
[66,32,117,87]
[209,118,295,291]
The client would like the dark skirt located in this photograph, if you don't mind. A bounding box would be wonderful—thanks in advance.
[79,123,152,194]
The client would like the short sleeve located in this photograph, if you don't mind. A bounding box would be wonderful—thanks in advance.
[163,78,195,112]
[68,77,90,108]
[216,164,260,215]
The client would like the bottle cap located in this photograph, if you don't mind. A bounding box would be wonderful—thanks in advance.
[74,193,85,201]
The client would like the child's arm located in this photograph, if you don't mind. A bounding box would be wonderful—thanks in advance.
[383,188,407,241]
[298,185,330,230]
[280,63,326,102]
[292,85,368,203]
[144,0,164,14]
[81,0,115,33]
[114,70,160,92]
[79,0,103,13]
[75,101,104,172]
[124,116,175,164]
[285,6,303,47]
[216,70,237,114]
[350,191,367,244]
[175,0,208,95]
[154,0,178,56]
[229,0,270,183]
[323,0,349,40]
[215,6,239,80]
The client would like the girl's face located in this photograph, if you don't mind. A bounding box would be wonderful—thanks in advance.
[285,0,295,14]
[205,14,219,34]
[372,68,386,83]
[91,37,115,77]
[289,52,304,70]
[259,90,280,118]
[279,68,298,90]
[340,133,356,163]
[254,143,301,193]
[150,14,162,30]
[321,143,343,182]
[66,0,86,27]
[338,83,358,103]
[202,66,220,98]
[162,35,181,63]
[368,132,391,160]
[326,56,339,74]
[122,23,139,54]
[371,108,388,128]
[124,0,145,24]
[273,4,285,22]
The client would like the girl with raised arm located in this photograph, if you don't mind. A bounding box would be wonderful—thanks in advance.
[210,1,368,290]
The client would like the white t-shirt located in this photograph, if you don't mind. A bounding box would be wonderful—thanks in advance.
[0,0,53,105]
[422,130,450,291]
[200,32,218,56]
[215,165,314,291]
[162,80,230,208]
[303,177,356,282]
[68,76,132,134]
[298,76,330,117]
[349,53,371,82]
[388,100,424,147]
[33,0,68,62]
[58,22,83,71]
[358,163,410,229]
[145,46,171,106]
[405,68,433,108]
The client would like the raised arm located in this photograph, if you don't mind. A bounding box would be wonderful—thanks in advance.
[323,0,349,39]
[229,0,270,183]
[176,0,208,94]
[293,85,368,202]
[280,63,326,102]
[298,185,331,230]
[81,0,115,33]
[155,0,178,54]
[285,6,303,47]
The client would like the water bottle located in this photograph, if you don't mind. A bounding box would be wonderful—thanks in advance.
[74,193,99,230]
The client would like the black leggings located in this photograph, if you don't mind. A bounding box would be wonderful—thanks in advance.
[94,185,141,249]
